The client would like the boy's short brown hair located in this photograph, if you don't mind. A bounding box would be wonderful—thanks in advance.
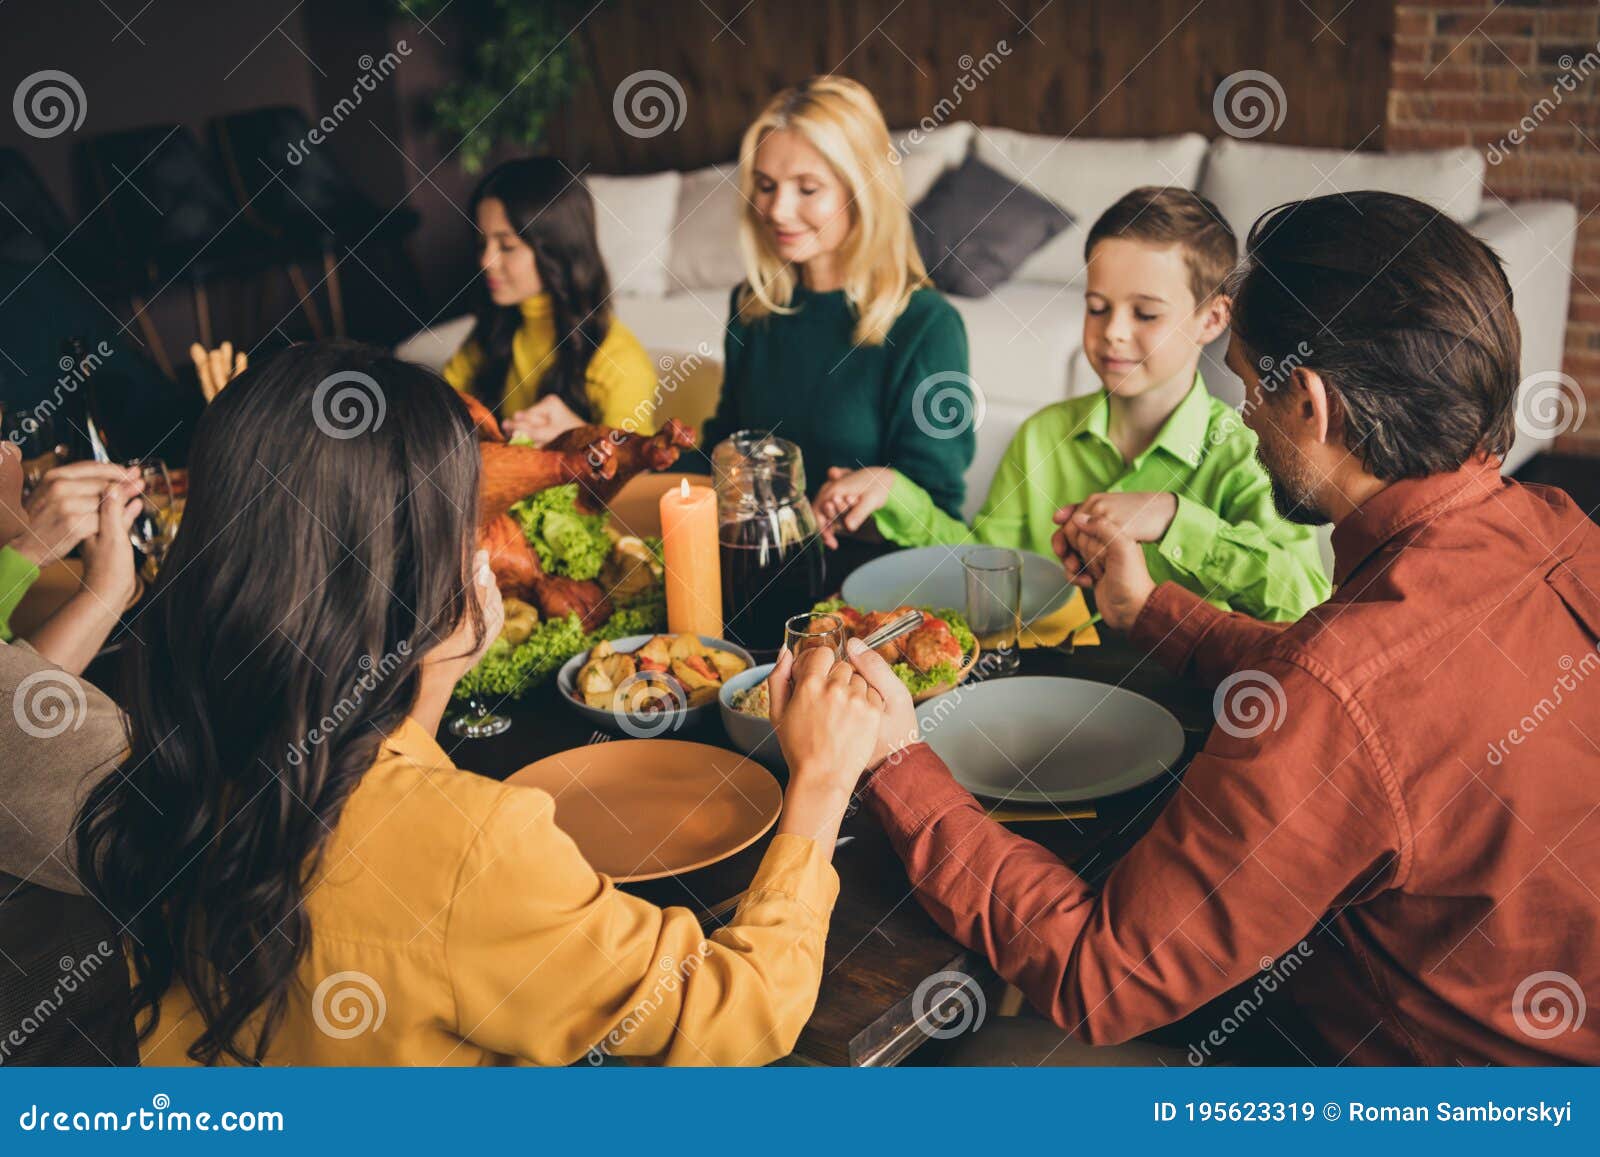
[1085,186,1238,306]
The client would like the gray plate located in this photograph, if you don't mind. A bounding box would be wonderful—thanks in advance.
[921,676,1185,803]
[841,546,1072,625]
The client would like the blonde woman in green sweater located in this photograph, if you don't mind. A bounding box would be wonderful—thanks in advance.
[703,76,974,522]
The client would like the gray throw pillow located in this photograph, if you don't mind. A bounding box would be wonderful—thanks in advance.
[911,154,1074,297]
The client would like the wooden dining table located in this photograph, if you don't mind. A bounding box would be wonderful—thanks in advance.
[436,545,1217,1066]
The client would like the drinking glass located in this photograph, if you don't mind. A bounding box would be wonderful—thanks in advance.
[783,611,846,660]
[128,458,177,580]
[962,547,1022,675]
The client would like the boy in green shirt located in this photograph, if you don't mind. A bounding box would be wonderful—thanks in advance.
[814,186,1329,622]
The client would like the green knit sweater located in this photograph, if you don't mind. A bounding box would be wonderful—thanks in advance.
[703,285,974,518]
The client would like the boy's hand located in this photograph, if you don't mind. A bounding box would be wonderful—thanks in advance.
[814,466,896,549]
[1061,510,1157,632]
[1072,491,1178,543]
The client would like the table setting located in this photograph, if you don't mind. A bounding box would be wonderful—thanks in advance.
[422,427,1216,1065]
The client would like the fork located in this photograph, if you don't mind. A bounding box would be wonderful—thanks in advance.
[1060,612,1103,655]
[587,730,613,745]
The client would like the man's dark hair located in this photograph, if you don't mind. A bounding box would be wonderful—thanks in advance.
[1230,191,1521,481]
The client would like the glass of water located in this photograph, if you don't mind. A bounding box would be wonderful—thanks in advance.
[962,547,1022,674]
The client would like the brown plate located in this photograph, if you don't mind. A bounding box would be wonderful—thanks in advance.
[506,739,782,882]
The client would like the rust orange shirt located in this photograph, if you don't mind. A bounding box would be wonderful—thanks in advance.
[865,459,1600,1064]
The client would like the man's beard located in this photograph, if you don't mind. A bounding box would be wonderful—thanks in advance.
[1255,426,1332,526]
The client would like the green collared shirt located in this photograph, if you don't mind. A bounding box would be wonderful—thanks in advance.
[873,376,1330,622]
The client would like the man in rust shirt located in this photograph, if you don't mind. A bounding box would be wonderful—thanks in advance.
[852,192,1600,1064]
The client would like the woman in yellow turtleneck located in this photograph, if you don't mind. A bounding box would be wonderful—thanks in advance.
[442,158,657,444]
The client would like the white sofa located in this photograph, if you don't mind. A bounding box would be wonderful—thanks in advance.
[398,124,1578,524]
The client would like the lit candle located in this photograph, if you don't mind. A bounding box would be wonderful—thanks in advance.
[659,478,723,638]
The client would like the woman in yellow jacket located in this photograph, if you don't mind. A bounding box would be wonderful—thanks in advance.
[442,157,657,444]
[74,342,898,1066]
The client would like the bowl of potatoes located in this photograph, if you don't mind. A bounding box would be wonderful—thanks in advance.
[557,633,754,737]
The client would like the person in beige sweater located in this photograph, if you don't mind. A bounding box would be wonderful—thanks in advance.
[0,441,141,894]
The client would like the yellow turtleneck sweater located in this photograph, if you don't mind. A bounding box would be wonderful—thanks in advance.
[441,295,657,432]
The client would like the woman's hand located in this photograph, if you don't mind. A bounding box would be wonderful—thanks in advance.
[190,341,248,402]
[769,644,888,845]
[503,395,585,446]
[814,466,896,549]
[79,477,144,609]
[13,461,141,568]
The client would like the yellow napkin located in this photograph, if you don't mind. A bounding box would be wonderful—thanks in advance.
[1020,587,1099,648]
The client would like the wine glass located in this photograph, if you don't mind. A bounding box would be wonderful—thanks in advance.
[448,693,513,739]
[784,611,847,659]
[127,458,177,580]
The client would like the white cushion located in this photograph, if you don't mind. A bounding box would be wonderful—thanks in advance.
[1199,137,1486,246]
[891,120,975,205]
[585,171,682,297]
[666,163,747,292]
[973,129,1210,285]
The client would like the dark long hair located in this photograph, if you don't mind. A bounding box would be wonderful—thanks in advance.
[75,341,484,1065]
[1229,190,1520,481]
[467,157,612,420]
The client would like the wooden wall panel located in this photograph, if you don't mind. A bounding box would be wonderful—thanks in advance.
[550,0,1395,173]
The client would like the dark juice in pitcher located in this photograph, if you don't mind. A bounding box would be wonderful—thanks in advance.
[719,527,827,657]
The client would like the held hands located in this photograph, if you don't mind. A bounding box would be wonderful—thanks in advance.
[1060,491,1178,544]
[503,395,585,446]
[769,644,885,794]
[11,461,142,569]
[1,443,26,546]
[78,478,145,610]
[1051,506,1157,632]
[814,466,897,550]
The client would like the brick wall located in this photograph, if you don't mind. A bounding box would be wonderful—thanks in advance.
[1389,1,1600,455]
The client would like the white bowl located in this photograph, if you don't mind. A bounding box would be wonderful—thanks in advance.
[717,663,784,769]
[557,635,755,738]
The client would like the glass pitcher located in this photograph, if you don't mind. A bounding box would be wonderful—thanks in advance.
[711,430,827,657]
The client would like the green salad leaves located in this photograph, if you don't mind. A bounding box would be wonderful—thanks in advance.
[508,483,611,581]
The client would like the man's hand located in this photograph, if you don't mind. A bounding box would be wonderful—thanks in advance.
[1060,509,1158,632]
[842,636,920,768]
[14,462,141,568]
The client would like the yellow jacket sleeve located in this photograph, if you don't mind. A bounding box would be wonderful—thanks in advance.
[586,322,657,433]
[444,785,838,1066]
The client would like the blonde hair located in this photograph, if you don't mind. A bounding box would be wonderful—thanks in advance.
[735,76,928,347]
